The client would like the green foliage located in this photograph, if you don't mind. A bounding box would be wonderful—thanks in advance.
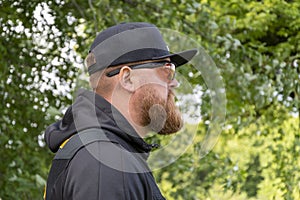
[1,0,299,199]
[0,0,82,199]
[153,106,299,199]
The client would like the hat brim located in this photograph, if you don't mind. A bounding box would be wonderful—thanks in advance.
[152,48,198,67]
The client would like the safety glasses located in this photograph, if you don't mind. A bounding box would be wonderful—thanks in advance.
[106,61,176,80]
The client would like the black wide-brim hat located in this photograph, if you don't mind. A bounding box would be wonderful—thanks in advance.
[87,22,198,75]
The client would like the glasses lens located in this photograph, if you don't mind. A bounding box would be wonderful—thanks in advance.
[164,63,176,80]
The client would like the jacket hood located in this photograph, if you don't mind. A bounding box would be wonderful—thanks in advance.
[44,89,154,154]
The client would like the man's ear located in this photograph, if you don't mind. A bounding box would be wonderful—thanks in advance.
[119,66,135,92]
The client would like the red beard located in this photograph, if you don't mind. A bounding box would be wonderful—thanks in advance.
[135,86,183,135]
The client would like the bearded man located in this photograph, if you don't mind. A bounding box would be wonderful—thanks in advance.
[44,22,197,200]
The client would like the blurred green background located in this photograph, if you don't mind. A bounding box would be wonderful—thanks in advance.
[0,0,299,199]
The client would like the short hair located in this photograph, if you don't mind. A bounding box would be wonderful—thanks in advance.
[86,55,120,97]
[85,52,96,69]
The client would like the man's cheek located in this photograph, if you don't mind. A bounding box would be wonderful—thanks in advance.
[156,86,169,102]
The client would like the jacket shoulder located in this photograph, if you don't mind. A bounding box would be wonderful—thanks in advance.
[63,142,129,200]
[58,128,157,200]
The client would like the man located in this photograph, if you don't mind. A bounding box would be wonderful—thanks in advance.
[44,22,197,200]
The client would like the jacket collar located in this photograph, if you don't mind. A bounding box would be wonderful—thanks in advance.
[78,89,155,154]
[45,88,155,157]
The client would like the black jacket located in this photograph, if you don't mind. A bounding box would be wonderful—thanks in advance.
[44,89,165,200]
